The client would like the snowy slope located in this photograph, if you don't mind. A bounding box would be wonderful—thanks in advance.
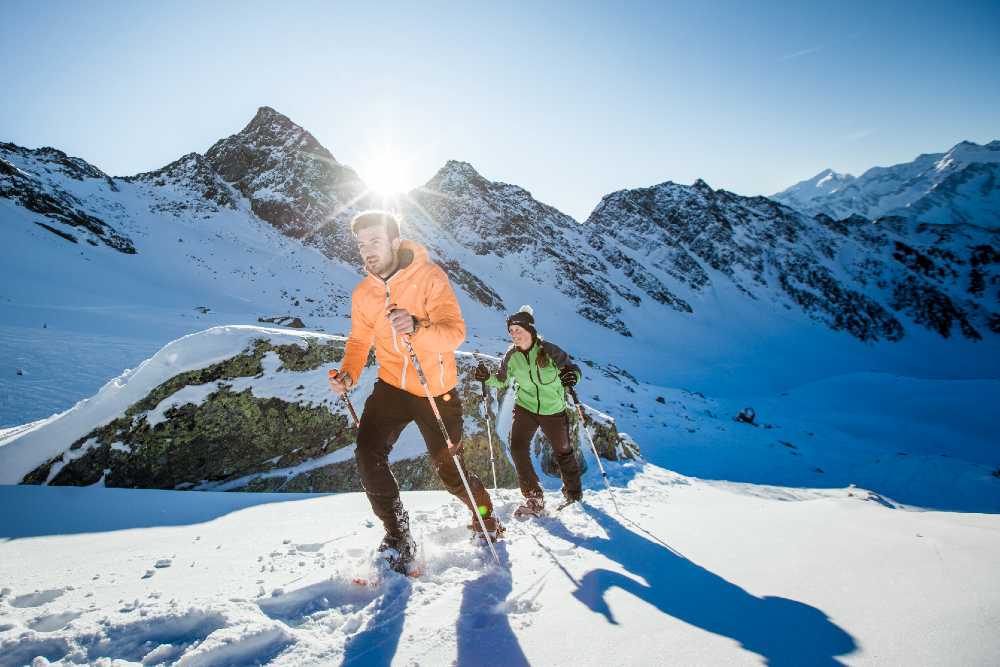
[773,140,1000,226]
[0,140,360,426]
[2,467,999,666]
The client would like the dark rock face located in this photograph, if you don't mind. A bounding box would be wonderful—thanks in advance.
[21,335,638,493]
[0,143,136,253]
[204,107,366,244]
[890,276,981,340]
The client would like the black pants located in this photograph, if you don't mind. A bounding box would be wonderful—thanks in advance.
[509,403,582,500]
[356,380,493,537]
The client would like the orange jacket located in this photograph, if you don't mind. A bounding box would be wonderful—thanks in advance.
[340,240,466,396]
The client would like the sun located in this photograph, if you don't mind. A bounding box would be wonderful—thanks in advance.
[361,150,412,196]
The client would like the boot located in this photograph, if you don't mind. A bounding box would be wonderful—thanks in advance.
[377,531,417,574]
[468,514,505,542]
[513,495,545,520]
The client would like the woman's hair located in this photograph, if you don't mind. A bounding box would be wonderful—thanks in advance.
[535,337,549,369]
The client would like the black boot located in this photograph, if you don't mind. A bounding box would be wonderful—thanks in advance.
[370,495,416,573]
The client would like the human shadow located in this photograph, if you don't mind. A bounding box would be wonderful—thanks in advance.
[455,542,531,667]
[341,577,413,667]
[540,506,858,666]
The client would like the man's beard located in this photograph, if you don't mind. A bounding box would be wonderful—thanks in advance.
[366,255,395,277]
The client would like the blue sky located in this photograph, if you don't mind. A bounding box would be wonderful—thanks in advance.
[2,0,997,220]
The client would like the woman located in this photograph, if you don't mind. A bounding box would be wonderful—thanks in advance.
[474,306,583,517]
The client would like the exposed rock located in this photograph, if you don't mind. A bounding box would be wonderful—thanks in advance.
[21,335,639,493]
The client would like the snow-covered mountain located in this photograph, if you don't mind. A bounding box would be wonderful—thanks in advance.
[2,105,998,503]
[587,180,999,342]
[203,106,367,244]
[772,139,1000,226]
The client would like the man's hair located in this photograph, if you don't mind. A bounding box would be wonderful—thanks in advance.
[350,210,401,240]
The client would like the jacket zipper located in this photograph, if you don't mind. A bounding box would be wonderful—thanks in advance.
[520,347,541,413]
[381,277,407,389]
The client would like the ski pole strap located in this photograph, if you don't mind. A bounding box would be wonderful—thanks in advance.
[329,369,360,427]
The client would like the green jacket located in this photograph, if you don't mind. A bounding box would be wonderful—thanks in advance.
[486,340,581,415]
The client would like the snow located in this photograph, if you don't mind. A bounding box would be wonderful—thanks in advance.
[3,123,1000,665]
[2,467,999,665]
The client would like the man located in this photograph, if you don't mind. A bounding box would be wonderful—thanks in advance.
[329,210,501,573]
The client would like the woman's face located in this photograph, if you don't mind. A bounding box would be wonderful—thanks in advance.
[509,324,532,351]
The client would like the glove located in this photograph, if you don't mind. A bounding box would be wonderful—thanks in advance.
[559,366,578,387]
[473,362,491,383]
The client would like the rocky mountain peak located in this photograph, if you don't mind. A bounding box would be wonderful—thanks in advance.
[202,107,364,239]
[235,106,333,160]
[425,160,490,192]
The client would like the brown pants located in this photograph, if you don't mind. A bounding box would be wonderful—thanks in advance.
[509,404,582,499]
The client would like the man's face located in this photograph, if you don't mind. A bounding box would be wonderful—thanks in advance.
[509,324,532,350]
[355,225,400,278]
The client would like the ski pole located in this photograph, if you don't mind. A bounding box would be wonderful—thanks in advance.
[568,385,621,514]
[398,333,501,566]
[482,379,498,491]
[328,369,360,427]
[473,353,499,491]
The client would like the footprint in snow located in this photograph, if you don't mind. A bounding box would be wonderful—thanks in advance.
[27,610,84,632]
[9,589,67,608]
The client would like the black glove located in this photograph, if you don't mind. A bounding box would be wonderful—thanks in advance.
[559,365,578,387]
[473,362,491,383]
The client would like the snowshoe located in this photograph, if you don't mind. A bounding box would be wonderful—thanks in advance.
[468,516,505,545]
[556,488,583,512]
[376,532,417,575]
[513,496,545,520]
[352,533,420,587]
